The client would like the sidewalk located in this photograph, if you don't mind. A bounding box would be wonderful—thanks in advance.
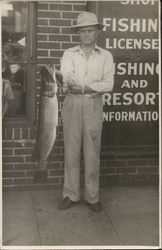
[2,186,159,248]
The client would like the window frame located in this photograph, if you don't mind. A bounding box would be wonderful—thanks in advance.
[2,1,37,125]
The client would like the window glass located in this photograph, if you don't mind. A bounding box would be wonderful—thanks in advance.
[2,2,27,118]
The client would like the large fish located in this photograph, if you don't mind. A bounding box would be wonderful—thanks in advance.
[32,64,58,182]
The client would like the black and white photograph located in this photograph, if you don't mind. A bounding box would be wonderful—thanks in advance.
[0,0,161,249]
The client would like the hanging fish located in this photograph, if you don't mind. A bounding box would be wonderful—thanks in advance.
[32,64,58,182]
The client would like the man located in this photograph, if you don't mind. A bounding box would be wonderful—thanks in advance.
[56,12,114,212]
[2,55,14,118]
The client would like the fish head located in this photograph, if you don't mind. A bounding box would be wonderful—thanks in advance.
[40,65,57,94]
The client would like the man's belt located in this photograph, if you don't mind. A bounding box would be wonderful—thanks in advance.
[67,93,100,98]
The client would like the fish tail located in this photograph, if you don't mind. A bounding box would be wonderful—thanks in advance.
[32,144,39,162]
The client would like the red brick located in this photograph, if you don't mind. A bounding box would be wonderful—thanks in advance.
[38,42,60,49]
[62,12,79,19]
[24,140,35,147]
[127,160,148,167]
[149,159,159,166]
[50,50,64,58]
[60,176,64,184]
[138,153,158,159]
[50,147,61,154]
[99,175,105,183]
[25,156,33,162]
[137,167,158,174]
[37,58,60,65]
[22,128,29,139]
[37,26,60,34]
[37,19,48,26]
[50,4,72,11]
[37,34,48,41]
[2,127,6,139]
[26,171,34,177]
[103,160,126,168]
[48,154,64,162]
[38,3,48,10]
[3,171,25,178]
[101,168,115,174]
[128,174,148,182]
[49,169,64,176]
[37,50,48,57]
[116,167,137,174]
[72,19,77,26]
[62,27,75,34]
[38,11,60,18]
[15,163,36,170]
[60,148,65,155]
[105,175,128,185]
[47,177,59,184]
[49,34,70,42]
[56,132,62,140]
[3,179,14,186]
[3,164,14,171]
[58,126,63,133]
[47,162,61,169]
[72,35,80,42]
[2,148,13,156]
[127,167,137,173]
[29,128,37,140]
[14,178,33,185]
[14,128,23,140]
[3,141,22,148]
[14,148,32,155]
[73,4,86,11]
[148,174,159,183]
[101,152,116,160]
[4,128,13,140]
[3,156,24,163]
[49,19,71,27]
[62,42,79,49]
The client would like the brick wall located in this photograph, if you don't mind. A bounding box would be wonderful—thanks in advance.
[2,1,159,190]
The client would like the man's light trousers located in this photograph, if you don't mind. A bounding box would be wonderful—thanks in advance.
[61,94,103,204]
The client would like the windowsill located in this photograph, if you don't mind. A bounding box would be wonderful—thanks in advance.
[2,116,34,127]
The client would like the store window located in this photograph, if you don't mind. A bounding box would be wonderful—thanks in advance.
[1,2,36,122]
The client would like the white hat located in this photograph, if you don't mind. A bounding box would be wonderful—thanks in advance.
[71,12,104,30]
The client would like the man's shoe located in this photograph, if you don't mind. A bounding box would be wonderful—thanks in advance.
[58,197,77,210]
[89,201,103,212]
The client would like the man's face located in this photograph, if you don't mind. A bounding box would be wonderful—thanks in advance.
[78,26,99,46]
[10,64,20,74]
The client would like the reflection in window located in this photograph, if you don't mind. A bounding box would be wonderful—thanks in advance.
[2,2,27,118]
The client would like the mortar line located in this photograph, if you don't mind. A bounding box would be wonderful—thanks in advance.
[102,206,124,245]
[30,189,42,245]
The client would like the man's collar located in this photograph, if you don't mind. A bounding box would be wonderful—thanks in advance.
[94,44,101,51]
[70,44,101,52]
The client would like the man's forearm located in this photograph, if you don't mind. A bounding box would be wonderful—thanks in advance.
[55,72,97,94]
[70,85,97,94]
[84,85,96,93]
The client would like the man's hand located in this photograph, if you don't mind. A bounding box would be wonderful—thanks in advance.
[66,75,75,89]
[55,70,63,86]
[55,70,75,90]
[70,85,82,94]
[44,89,56,97]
